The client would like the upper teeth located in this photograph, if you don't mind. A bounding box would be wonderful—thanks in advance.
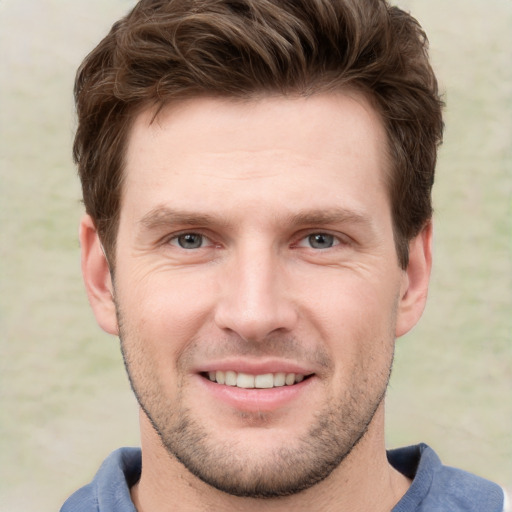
[207,371,305,389]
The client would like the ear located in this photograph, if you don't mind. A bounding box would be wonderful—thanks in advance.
[395,221,433,338]
[79,214,118,335]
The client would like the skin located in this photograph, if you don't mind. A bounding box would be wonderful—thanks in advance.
[80,92,432,511]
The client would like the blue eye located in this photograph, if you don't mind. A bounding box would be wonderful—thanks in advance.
[307,233,337,249]
[173,233,205,249]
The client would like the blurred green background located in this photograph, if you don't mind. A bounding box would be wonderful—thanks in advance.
[0,1,510,510]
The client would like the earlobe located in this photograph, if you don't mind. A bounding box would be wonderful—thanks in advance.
[79,214,119,335]
[395,221,433,338]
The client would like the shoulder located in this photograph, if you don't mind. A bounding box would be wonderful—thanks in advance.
[60,447,141,512]
[389,444,505,512]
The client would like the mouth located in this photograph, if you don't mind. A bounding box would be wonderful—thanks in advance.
[197,366,316,412]
[201,371,313,389]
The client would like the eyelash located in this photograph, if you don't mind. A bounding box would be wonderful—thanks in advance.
[166,231,346,250]
[295,233,341,250]
[167,232,214,249]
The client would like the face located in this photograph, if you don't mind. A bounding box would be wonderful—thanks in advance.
[84,93,429,498]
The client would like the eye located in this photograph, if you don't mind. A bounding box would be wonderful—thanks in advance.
[170,233,207,249]
[300,233,339,249]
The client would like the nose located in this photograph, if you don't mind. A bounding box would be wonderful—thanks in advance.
[214,243,298,342]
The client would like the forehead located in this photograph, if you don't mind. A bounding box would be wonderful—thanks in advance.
[122,93,390,220]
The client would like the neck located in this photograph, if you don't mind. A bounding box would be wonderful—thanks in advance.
[131,405,411,512]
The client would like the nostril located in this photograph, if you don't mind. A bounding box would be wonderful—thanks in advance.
[214,304,299,343]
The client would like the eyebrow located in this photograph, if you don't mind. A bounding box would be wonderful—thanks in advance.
[139,207,230,230]
[138,206,374,231]
[287,209,373,229]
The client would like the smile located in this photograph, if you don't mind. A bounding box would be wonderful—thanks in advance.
[205,371,309,389]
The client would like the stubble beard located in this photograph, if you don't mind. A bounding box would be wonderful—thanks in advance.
[152,382,389,498]
[116,307,394,498]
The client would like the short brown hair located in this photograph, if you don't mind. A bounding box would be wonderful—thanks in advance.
[74,0,443,268]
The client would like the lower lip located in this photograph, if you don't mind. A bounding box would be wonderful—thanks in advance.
[197,374,314,412]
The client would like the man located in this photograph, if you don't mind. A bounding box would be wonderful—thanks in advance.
[61,0,506,510]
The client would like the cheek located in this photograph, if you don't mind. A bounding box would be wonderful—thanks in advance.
[116,269,218,366]
[307,271,398,330]
[304,273,398,369]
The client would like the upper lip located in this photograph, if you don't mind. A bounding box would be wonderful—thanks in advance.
[195,358,317,376]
